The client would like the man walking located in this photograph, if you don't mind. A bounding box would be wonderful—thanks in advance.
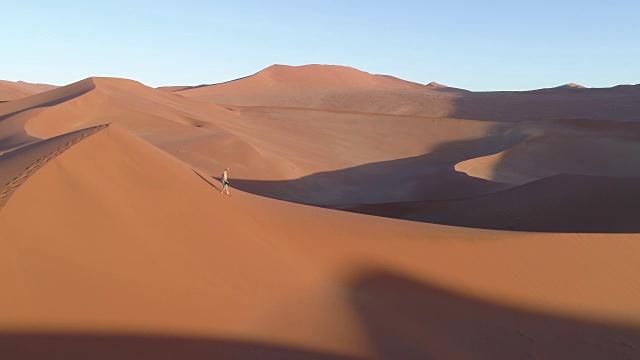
[221,168,231,195]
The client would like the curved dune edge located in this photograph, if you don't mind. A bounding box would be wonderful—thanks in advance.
[454,120,640,186]
[339,173,640,233]
[0,124,109,210]
[1,124,640,358]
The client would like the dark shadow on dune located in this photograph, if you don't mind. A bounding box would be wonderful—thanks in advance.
[348,269,640,360]
[342,174,640,233]
[229,124,525,206]
[6,270,639,359]
[176,73,256,92]
[446,85,640,122]
[221,117,640,233]
[0,133,37,152]
[0,333,362,360]
[192,169,222,191]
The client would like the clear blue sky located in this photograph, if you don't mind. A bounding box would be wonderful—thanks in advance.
[2,1,639,91]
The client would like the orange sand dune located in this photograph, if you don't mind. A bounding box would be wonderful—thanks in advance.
[200,111,640,206]
[0,80,57,102]
[0,76,321,181]
[3,74,639,207]
[0,79,99,151]
[0,77,234,141]
[2,66,640,358]
[0,76,513,202]
[175,64,640,122]
[1,124,639,359]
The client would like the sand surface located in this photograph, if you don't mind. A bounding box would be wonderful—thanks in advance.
[0,80,57,102]
[1,65,639,359]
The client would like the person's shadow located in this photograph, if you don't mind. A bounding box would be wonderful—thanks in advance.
[192,169,222,192]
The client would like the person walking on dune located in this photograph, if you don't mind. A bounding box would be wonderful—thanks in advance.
[221,168,231,195]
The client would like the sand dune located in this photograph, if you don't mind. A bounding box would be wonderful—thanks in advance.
[0,126,107,209]
[0,75,516,202]
[174,64,640,122]
[0,80,57,102]
[3,68,638,205]
[1,124,639,359]
[3,69,639,208]
[455,119,640,184]
[2,65,640,359]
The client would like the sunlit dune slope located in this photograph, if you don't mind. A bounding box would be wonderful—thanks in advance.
[175,64,461,116]
[0,77,294,184]
[1,124,640,359]
[0,126,107,209]
[0,77,235,141]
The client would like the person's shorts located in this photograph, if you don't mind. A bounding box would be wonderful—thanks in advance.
[223,182,229,188]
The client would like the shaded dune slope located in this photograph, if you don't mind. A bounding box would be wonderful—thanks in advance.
[455,119,640,184]
[1,125,640,358]
[341,174,640,233]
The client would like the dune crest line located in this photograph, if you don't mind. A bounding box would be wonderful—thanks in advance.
[0,124,109,210]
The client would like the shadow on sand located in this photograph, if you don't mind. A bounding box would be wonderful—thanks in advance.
[228,123,525,206]
[192,169,222,192]
[2,269,639,359]
[346,269,640,359]
[0,334,361,360]
[215,121,640,233]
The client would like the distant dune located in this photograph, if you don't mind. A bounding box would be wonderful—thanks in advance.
[0,80,57,102]
[1,65,640,359]
[173,64,640,122]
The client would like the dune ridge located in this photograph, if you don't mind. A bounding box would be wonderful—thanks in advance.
[0,125,108,209]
